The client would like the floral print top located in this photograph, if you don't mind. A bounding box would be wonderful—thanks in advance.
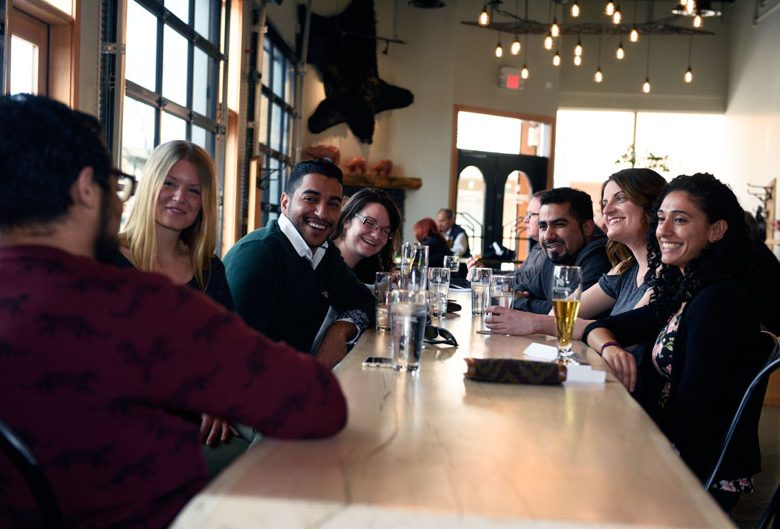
[651,303,753,494]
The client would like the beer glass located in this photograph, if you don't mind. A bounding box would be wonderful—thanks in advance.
[551,265,582,359]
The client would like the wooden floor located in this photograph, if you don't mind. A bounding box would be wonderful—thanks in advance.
[732,405,780,528]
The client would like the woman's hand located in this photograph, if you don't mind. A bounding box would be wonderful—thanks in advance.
[485,306,544,336]
[601,345,637,392]
[200,414,236,446]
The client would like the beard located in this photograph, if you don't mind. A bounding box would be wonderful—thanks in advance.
[93,191,120,264]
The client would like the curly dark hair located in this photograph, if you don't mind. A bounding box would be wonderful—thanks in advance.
[332,188,401,282]
[645,173,752,319]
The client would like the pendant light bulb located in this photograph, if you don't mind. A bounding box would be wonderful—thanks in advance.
[594,66,604,83]
[630,26,639,42]
[551,18,560,38]
[571,0,580,17]
[574,39,583,56]
[684,66,693,83]
[544,32,554,50]
[685,0,696,15]
[553,50,561,66]
[693,13,702,28]
[616,43,625,60]
[478,6,490,26]
[612,7,622,24]
[521,63,529,79]
[573,54,582,66]
[495,40,504,58]
[642,77,651,93]
[511,35,521,55]
[605,1,615,16]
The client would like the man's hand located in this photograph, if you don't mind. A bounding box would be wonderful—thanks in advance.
[315,321,356,370]
[199,414,237,446]
[601,345,637,392]
[484,306,542,335]
[465,255,483,271]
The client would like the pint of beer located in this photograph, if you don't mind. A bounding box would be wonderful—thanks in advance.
[551,266,582,358]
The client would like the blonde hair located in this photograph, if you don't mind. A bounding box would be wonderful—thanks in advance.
[120,140,218,289]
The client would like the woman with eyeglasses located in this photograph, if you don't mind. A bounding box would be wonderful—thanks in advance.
[331,188,401,283]
[486,169,666,358]
[116,140,235,447]
[413,217,452,268]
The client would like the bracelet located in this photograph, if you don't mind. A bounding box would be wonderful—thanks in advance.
[600,341,620,355]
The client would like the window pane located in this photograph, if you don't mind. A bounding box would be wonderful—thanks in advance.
[456,111,522,154]
[9,36,38,95]
[165,0,189,23]
[285,58,294,104]
[193,48,215,117]
[258,94,269,145]
[268,158,281,205]
[281,111,289,155]
[121,97,156,177]
[162,25,189,105]
[272,50,284,96]
[262,40,271,88]
[126,1,157,90]
[192,125,207,149]
[195,0,215,42]
[160,111,187,143]
[270,102,282,151]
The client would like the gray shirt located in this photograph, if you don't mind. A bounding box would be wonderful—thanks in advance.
[598,262,649,316]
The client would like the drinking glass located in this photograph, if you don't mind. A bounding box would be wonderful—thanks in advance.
[443,254,459,273]
[490,273,514,309]
[551,265,582,359]
[428,267,450,319]
[400,242,429,292]
[389,289,428,373]
[470,267,492,316]
[375,271,392,332]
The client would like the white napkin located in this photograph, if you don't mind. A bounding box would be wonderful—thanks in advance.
[522,343,558,361]
[564,364,607,384]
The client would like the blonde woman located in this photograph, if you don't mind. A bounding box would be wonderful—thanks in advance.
[117,140,234,446]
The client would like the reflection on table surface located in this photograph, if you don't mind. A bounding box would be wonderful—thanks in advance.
[171,292,735,529]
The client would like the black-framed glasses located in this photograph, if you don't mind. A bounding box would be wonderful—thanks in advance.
[113,170,137,202]
[354,213,393,237]
[424,325,458,346]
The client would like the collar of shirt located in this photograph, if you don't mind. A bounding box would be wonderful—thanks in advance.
[278,214,328,269]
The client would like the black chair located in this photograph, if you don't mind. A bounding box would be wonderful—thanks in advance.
[704,331,780,529]
[0,419,64,529]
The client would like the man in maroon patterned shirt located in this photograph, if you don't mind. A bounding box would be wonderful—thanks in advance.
[0,95,347,528]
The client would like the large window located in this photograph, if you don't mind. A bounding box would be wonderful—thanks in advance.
[120,0,224,176]
[247,23,297,229]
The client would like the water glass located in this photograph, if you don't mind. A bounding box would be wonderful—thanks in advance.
[389,290,428,373]
[470,267,492,316]
[428,267,450,318]
[551,265,583,358]
[375,272,392,332]
[400,242,429,292]
[490,273,514,309]
[443,254,459,273]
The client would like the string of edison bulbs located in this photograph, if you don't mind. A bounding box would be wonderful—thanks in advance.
[479,0,702,93]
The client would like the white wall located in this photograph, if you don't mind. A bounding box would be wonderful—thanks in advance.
[724,0,780,224]
[265,0,751,238]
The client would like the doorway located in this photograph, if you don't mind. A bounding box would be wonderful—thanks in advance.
[456,150,548,258]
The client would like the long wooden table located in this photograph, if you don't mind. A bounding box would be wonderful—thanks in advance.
[172,292,735,529]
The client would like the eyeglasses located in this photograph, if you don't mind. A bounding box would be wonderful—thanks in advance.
[354,213,393,237]
[113,170,137,202]
[424,325,458,346]
[523,212,539,223]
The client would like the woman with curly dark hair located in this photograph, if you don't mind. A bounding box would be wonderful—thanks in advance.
[583,173,769,512]
[332,188,401,283]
